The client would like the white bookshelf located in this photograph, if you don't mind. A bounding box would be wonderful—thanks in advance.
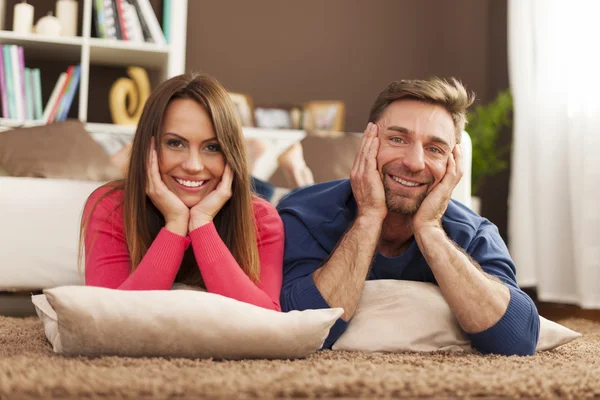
[0,0,188,135]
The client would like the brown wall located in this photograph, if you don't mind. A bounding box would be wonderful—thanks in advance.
[186,0,511,239]
[6,0,509,238]
[185,0,499,131]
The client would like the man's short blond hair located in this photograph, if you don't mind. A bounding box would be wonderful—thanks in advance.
[368,78,475,143]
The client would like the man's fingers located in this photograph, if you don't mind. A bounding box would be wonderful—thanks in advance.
[352,122,373,173]
[366,136,379,173]
[454,145,464,180]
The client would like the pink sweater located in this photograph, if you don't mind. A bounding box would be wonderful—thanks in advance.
[83,187,284,311]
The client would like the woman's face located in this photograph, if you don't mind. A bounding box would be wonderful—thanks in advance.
[157,98,226,208]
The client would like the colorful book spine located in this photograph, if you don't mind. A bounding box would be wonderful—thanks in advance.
[58,65,81,121]
[102,0,119,39]
[123,1,144,42]
[0,49,8,118]
[163,0,171,44]
[9,45,23,120]
[24,68,34,121]
[32,69,43,120]
[135,0,166,45]
[2,46,15,119]
[93,0,106,38]
[18,46,28,120]
[115,0,128,40]
[42,73,67,123]
[131,0,152,42]
[48,66,74,123]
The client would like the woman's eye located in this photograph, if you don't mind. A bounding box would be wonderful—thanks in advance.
[206,143,221,152]
[167,139,184,148]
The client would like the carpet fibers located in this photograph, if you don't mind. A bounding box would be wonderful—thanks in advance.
[1,317,599,399]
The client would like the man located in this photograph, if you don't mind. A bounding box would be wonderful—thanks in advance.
[277,78,540,356]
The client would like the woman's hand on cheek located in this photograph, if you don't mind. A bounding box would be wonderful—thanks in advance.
[146,138,190,236]
[189,164,234,232]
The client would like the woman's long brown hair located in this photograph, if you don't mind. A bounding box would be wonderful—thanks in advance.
[79,73,261,286]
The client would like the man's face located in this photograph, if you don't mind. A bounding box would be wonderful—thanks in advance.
[376,99,456,215]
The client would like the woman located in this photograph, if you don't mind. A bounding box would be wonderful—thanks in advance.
[80,73,284,311]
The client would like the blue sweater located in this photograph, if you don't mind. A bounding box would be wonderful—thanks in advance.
[277,179,540,356]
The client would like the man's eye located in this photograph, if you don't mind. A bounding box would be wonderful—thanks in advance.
[167,139,184,148]
[391,137,405,143]
[428,147,442,154]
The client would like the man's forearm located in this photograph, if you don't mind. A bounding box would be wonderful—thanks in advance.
[415,226,510,333]
[312,215,381,320]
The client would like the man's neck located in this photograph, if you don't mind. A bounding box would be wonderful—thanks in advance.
[378,212,414,257]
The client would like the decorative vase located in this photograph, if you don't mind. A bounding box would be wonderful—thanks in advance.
[109,67,151,126]
[35,12,61,37]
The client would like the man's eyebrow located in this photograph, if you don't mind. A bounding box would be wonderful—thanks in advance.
[385,125,451,150]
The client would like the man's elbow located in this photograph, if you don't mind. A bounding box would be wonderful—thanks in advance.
[474,337,537,356]
[471,317,540,356]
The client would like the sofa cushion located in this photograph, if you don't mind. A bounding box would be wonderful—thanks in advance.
[0,120,123,181]
[270,132,361,188]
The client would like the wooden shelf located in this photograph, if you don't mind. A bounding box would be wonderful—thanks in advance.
[84,123,308,141]
[0,30,83,61]
[85,122,135,135]
[88,38,170,69]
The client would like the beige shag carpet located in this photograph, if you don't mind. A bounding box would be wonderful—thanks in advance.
[1,317,599,399]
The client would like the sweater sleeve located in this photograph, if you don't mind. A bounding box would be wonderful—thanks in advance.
[189,198,283,311]
[84,189,190,290]
[279,212,348,348]
[465,220,540,356]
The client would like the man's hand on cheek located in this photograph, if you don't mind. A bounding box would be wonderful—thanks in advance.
[411,145,463,233]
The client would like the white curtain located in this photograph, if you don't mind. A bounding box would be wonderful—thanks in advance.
[508,0,600,308]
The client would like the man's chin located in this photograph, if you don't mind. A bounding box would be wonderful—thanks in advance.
[385,195,424,215]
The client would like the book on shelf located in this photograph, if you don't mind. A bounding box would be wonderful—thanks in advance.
[32,69,43,120]
[45,65,80,124]
[0,57,82,125]
[162,0,171,43]
[0,45,45,122]
[24,68,34,120]
[93,0,166,45]
[10,45,24,121]
[0,49,8,118]
[42,73,67,123]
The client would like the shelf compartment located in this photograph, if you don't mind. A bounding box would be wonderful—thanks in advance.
[0,30,83,62]
[88,38,170,69]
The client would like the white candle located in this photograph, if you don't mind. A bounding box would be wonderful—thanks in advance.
[0,0,6,30]
[56,0,78,37]
[13,1,34,34]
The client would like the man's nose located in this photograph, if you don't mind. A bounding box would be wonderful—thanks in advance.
[402,145,425,172]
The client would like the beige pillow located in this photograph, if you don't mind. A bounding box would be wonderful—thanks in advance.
[0,120,122,181]
[269,132,362,188]
[32,286,343,359]
[333,280,581,353]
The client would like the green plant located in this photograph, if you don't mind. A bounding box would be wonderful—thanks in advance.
[465,89,513,196]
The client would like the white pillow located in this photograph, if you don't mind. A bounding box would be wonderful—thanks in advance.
[333,280,581,353]
[32,286,343,360]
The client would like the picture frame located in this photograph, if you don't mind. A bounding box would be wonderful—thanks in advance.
[302,101,345,132]
[228,92,256,127]
[253,104,304,130]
